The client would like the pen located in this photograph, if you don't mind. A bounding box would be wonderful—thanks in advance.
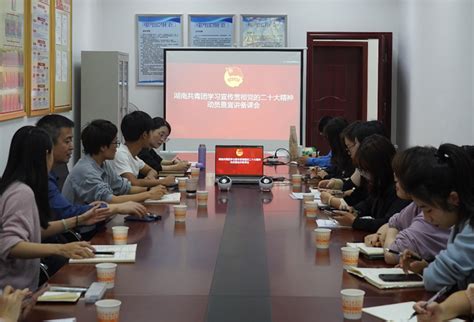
[94,251,115,255]
[409,285,449,320]
[385,248,423,261]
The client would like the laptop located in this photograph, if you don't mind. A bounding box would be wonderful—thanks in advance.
[215,145,264,184]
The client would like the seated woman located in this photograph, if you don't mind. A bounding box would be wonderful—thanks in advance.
[364,151,450,264]
[398,144,474,292]
[138,117,189,174]
[315,117,353,180]
[319,120,387,209]
[0,126,108,290]
[331,134,410,232]
[414,283,474,321]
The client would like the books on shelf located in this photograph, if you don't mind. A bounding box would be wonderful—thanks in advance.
[346,267,424,289]
[144,192,181,204]
[346,242,384,259]
[69,244,137,264]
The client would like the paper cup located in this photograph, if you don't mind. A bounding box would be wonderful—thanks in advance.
[305,201,318,218]
[177,177,187,192]
[95,299,122,322]
[96,263,117,289]
[340,289,365,320]
[291,174,302,186]
[173,205,187,222]
[341,246,360,269]
[314,228,331,249]
[186,178,198,196]
[196,190,208,206]
[302,193,314,204]
[191,167,200,178]
[112,226,129,245]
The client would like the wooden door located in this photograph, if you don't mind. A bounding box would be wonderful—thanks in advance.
[306,32,392,153]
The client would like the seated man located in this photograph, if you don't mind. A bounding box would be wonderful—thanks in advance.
[63,119,165,205]
[111,111,175,187]
[37,114,148,219]
[298,115,333,167]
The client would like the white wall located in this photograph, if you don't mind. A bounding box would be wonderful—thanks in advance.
[91,0,400,135]
[1,0,473,170]
[397,0,473,148]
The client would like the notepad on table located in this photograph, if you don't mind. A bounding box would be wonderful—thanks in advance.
[144,192,181,204]
[69,244,137,264]
[363,301,465,321]
[346,242,384,259]
[158,170,187,177]
[346,267,424,289]
[37,291,81,303]
[316,219,351,229]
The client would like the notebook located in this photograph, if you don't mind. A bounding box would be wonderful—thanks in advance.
[144,192,181,204]
[346,242,385,259]
[215,145,264,184]
[37,291,81,303]
[346,267,424,289]
[69,244,137,264]
[363,302,464,321]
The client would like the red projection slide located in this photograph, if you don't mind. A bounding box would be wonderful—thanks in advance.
[165,62,300,141]
[215,146,263,176]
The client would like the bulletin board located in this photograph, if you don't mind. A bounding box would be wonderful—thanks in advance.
[0,0,26,121]
[52,0,71,112]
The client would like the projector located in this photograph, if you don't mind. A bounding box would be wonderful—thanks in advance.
[259,176,274,192]
[217,176,232,191]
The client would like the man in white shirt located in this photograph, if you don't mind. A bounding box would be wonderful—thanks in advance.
[111,111,175,188]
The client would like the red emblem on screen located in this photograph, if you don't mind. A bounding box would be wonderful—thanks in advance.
[224,66,244,88]
[235,149,244,157]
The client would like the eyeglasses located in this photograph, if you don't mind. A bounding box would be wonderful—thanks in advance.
[111,140,121,147]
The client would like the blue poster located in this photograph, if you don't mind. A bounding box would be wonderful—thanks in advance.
[136,15,182,85]
[189,15,234,47]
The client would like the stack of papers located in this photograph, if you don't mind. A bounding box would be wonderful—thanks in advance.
[346,267,424,289]
[363,302,464,321]
[69,244,137,264]
[145,192,181,204]
[38,291,81,303]
[346,242,384,259]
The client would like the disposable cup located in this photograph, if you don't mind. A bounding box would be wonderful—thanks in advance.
[190,167,200,178]
[302,193,314,204]
[96,263,117,289]
[314,228,331,249]
[341,246,360,269]
[196,190,208,206]
[112,226,129,245]
[186,178,198,196]
[173,205,187,222]
[291,174,302,186]
[305,201,318,218]
[95,299,121,322]
[177,177,187,192]
[340,289,365,319]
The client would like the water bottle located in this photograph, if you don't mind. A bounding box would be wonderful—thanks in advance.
[198,144,206,169]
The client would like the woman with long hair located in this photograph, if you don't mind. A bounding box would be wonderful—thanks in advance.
[331,134,410,232]
[0,126,107,290]
[397,144,474,292]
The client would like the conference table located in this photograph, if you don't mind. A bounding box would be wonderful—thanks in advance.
[28,155,433,321]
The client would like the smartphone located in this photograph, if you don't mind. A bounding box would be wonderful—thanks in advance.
[124,214,162,222]
[323,210,337,217]
[378,273,422,282]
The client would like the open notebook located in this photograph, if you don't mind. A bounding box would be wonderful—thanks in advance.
[346,242,384,259]
[144,192,181,204]
[69,244,137,264]
[346,267,424,289]
[38,291,81,303]
[363,301,465,321]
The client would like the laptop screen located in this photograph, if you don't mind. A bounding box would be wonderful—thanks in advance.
[215,145,264,177]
